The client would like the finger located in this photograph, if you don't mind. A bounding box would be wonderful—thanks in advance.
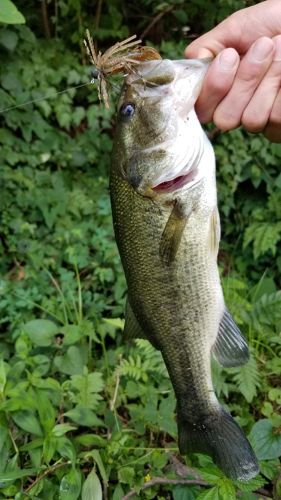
[185,12,244,59]
[242,35,281,133]
[213,37,275,131]
[195,48,240,123]
[264,89,281,143]
[185,1,281,59]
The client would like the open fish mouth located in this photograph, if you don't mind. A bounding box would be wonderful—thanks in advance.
[152,166,198,193]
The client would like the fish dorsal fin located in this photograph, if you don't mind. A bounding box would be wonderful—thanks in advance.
[159,202,188,265]
[212,309,249,367]
[123,299,147,341]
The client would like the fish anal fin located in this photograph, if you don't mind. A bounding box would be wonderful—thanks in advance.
[212,309,249,367]
[160,202,188,265]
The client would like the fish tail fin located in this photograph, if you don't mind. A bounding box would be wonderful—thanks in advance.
[177,406,259,480]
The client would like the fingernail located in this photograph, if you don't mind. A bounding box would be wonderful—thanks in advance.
[218,48,239,71]
[273,35,281,61]
[250,37,274,62]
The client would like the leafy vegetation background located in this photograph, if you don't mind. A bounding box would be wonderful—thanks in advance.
[0,0,280,498]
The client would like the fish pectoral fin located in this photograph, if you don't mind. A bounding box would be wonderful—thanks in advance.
[160,203,188,265]
[212,309,249,367]
[208,207,221,254]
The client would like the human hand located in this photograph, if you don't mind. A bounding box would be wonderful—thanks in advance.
[185,0,281,142]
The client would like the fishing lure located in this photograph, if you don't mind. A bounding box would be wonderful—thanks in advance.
[84,30,161,108]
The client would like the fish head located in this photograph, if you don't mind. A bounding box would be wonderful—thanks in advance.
[112,58,211,201]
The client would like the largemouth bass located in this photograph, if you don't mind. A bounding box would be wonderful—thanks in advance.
[110,58,259,480]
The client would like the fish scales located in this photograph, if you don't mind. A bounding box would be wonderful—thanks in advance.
[110,58,259,480]
[111,171,219,408]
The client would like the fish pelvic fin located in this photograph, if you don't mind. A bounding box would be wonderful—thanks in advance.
[212,309,249,367]
[177,407,259,481]
[159,202,188,265]
[123,299,147,341]
[123,298,160,349]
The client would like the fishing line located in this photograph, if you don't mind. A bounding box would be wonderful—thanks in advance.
[0,81,93,114]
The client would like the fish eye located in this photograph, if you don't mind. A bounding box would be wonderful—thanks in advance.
[119,102,135,118]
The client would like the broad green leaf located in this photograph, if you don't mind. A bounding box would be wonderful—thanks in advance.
[234,475,266,492]
[249,419,281,460]
[32,376,61,392]
[70,370,104,409]
[151,450,169,469]
[0,359,7,394]
[118,466,135,485]
[3,484,19,497]
[12,410,43,436]
[112,484,125,500]
[32,354,51,376]
[29,446,43,470]
[0,468,36,482]
[196,486,220,500]
[81,470,102,500]
[74,434,106,448]
[56,437,76,463]
[43,436,57,463]
[172,484,197,500]
[218,478,236,500]
[0,0,25,24]
[23,319,59,347]
[260,458,280,480]
[0,419,9,454]
[54,346,85,375]
[41,477,58,499]
[36,391,56,434]
[57,111,71,130]
[71,370,104,395]
[197,466,222,484]
[83,450,107,484]
[65,406,104,427]
[59,468,81,500]
[102,318,124,329]
[0,29,18,50]
[52,424,77,437]
[158,394,177,436]
[20,437,44,452]
[0,420,10,474]
[60,325,82,345]
[268,388,281,404]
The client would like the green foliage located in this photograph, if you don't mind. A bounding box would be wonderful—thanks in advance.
[0,0,280,497]
[228,355,261,403]
[0,0,25,24]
